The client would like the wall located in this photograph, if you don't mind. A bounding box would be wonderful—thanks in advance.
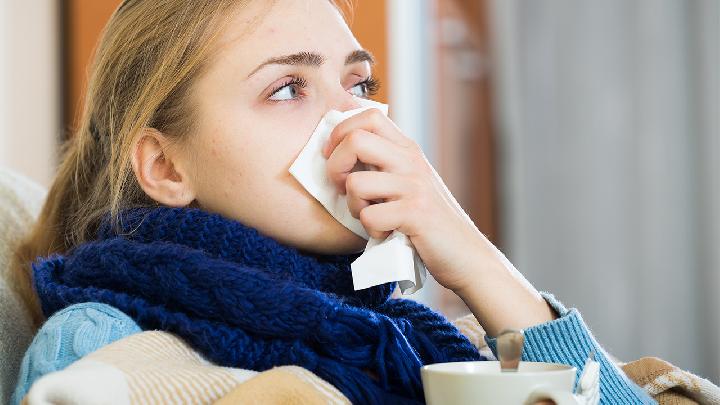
[0,1,59,187]
[490,0,720,379]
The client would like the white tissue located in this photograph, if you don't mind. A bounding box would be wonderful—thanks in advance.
[289,97,427,294]
[575,355,600,405]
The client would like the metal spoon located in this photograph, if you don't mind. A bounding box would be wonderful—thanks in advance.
[497,329,524,372]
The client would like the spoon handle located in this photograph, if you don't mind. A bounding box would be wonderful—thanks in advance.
[497,329,524,372]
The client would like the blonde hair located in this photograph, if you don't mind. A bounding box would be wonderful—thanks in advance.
[10,0,355,328]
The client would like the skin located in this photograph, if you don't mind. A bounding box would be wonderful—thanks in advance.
[131,0,556,341]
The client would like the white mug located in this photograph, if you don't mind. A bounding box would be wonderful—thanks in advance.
[421,361,579,405]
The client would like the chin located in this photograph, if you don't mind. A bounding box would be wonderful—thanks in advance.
[295,218,367,255]
[282,193,368,255]
[319,224,368,254]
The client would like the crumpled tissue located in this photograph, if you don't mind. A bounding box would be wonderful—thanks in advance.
[289,97,427,294]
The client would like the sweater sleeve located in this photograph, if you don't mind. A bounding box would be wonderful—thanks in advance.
[11,302,141,405]
[484,292,656,404]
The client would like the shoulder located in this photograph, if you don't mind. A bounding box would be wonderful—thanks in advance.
[40,301,139,337]
[11,302,140,405]
[25,302,141,371]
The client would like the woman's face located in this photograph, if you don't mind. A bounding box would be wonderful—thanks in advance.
[185,0,375,254]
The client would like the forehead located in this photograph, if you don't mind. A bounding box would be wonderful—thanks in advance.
[215,0,361,70]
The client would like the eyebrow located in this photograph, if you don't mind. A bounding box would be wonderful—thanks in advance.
[246,49,375,78]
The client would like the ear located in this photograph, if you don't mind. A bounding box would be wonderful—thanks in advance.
[131,128,196,207]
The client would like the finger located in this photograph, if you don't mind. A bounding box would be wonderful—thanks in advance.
[345,171,414,219]
[358,199,407,239]
[326,129,411,193]
[323,108,417,158]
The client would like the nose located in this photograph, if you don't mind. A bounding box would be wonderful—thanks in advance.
[327,90,362,113]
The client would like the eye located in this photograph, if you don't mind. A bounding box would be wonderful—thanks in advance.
[268,76,308,102]
[348,76,381,98]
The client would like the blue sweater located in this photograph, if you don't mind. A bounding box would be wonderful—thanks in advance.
[12,293,655,404]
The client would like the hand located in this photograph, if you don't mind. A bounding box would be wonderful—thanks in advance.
[323,108,556,334]
[321,108,501,293]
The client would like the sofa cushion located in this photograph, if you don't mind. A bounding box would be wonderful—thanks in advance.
[0,168,46,404]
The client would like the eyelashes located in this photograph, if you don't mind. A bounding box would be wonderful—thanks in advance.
[266,74,382,103]
[360,76,381,97]
[267,76,308,101]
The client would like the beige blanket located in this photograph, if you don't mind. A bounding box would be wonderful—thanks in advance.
[621,357,720,405]
[21,313,490,404]
[22,313,719,404]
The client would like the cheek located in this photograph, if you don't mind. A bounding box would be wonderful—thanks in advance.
[201,134,250,189]
[192,121,311,202]
[187,116,366,253]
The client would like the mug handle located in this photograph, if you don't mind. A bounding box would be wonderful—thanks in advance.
[525,386,580,405]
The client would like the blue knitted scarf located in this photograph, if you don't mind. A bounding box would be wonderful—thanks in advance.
[32,207,485,404]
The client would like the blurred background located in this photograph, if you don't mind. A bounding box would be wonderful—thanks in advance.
[0,0,717,382]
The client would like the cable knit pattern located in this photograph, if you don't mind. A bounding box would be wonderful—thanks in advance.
[11,302,141,405]
[30,207,484,405]
[15,298,658,404]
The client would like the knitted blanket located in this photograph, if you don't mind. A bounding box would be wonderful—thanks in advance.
[31,207,485,404]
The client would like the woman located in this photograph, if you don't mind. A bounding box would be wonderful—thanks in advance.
[10,0,654,403]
